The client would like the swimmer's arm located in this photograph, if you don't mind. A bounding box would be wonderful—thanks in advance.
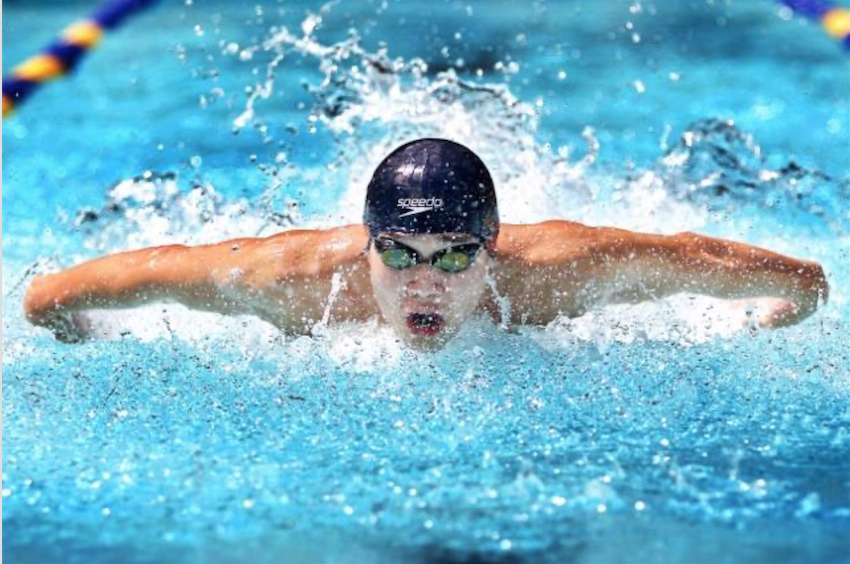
[591,228,829,327]
[23,242,250,340]
[23,226,369,340]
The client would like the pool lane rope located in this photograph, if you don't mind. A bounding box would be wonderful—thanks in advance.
[781,0,850,49]
[2,0,158,118]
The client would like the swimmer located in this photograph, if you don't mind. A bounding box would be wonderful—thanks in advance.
[24,139,829,350]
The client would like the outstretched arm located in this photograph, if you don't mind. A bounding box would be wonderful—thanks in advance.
[607,230,828,327]
[24,240,261,341]
[496,221,828,327]
[23,225,373,341]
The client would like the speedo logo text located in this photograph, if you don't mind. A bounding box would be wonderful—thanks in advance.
[397,197,444,217]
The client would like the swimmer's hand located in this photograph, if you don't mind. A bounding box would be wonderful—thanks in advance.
[39,310,94,343]
[24,274,93,343]
[731,297,810,330]
[755,298,808,329]
[765,260,829,327]
[726,261,828,329]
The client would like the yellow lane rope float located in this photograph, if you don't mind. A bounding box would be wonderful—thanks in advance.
[3,0,157,118]
[781,0,850,49]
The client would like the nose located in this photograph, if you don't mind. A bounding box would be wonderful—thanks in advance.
[404,264,446,298]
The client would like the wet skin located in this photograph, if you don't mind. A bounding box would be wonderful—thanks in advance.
[24,221,829,346]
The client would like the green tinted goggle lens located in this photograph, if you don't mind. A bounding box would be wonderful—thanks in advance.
[376,239,481,273]
[381,248,417,269]
[433,251,470,272]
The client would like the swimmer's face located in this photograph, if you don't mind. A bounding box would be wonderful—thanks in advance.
[368,233,491,350]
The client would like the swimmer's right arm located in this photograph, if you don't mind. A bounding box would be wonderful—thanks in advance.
[23,225,372,341]
[23,243,243,341]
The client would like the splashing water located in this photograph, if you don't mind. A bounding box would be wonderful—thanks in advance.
[3,4,849,564]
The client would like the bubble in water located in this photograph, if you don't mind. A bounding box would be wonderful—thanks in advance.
[194,25,204,37]
[190,156,202,169]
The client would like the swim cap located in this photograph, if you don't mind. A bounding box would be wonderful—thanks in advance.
[363,139,499,245]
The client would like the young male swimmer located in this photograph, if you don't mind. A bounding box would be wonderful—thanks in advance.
[24,139,829,350]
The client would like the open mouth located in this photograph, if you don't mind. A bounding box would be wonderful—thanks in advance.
[406,313,446,337]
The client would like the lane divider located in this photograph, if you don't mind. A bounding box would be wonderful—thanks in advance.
[2,0,158,118]
[781,0,850,50]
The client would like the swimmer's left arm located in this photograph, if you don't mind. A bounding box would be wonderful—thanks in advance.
[499,221,828,327]
[590,228,829,327]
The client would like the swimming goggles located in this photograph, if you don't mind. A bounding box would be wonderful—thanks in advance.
[373,237,483,273]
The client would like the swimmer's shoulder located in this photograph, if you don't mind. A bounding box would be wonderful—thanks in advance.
[252,224,370,280]
[492,220,601,265]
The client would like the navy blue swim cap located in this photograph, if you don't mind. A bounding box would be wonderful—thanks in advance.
[363,139,499,245]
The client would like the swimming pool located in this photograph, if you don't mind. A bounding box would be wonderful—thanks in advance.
[3,0,849,562]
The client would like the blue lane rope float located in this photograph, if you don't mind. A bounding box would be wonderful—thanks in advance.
[2,0,158,118]
[781,0,850,49]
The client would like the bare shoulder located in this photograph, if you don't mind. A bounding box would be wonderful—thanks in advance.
[213,224,370,284]
[197,224,374,329]
[493,220,642,265]
[485,220,666,323]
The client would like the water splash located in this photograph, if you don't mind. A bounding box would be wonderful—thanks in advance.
[234,14,600,226]
[66,171,303,253]
[653,118,849,235]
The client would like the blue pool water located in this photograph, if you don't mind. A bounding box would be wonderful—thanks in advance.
[3,1,849,562]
